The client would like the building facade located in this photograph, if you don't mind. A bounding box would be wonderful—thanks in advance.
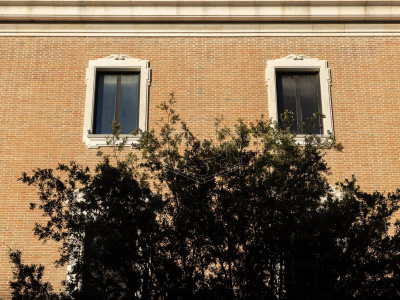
[1,0,400,297]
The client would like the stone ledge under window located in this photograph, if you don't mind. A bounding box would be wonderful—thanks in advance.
[294,134,333,145]
[86,134,142,149]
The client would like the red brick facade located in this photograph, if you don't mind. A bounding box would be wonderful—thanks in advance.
[1,35,400,297]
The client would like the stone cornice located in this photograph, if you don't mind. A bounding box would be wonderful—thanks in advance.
[2,22,400,36]
[1,0,400,22]
[1,1,399,4]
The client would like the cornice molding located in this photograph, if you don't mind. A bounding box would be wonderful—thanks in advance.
[1,0,400,22]
[2,22,400,36]
[1,1,399,5]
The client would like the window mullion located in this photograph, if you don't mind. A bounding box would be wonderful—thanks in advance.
[115,75,121,124]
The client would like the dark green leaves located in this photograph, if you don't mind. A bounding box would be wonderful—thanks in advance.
[12,97,400,300]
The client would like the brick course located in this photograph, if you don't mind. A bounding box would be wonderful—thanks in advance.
[1,36,399,297]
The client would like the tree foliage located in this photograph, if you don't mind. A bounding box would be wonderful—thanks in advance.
[11,93,400,299]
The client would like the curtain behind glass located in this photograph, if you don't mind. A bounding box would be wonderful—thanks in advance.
[277,74,298,133]
[119,75,139,134]
[277,72,321,134]
[95,75,117,134]
[298,74,321,134]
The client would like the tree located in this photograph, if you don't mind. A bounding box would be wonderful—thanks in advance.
[10,94,400,299]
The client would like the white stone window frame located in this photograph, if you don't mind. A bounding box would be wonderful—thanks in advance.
[266,55,334,143]
[83,54,151,148]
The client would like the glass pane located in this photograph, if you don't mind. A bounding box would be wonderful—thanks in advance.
[277,73,298,133]
[298,74,321,134]
[119,74,139,134]
[95,74,117,134]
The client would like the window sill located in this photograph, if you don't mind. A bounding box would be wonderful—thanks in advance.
[294,134,332,145]
[84,134,141,149]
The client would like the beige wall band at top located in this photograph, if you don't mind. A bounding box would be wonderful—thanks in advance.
[2,1,400,22]
[1,1,398,4]
[2,23,400,36]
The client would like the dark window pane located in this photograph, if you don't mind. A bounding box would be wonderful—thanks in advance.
[93,72,140,135]
[276,72,322,134]
[298,74,321,134]
[94,74,117,134]
[277,73,298,132]
[119,74,139,134]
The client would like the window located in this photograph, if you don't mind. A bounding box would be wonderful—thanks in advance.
[276,71,322,134]
[83,55,151,148]
[266,55,334,141]
[94,72,140,134]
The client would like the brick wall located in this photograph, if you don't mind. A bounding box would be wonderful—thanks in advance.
[1,36,399,297]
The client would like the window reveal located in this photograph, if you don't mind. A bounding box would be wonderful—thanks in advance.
[94,72,140,134]
[276,72,322,134]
